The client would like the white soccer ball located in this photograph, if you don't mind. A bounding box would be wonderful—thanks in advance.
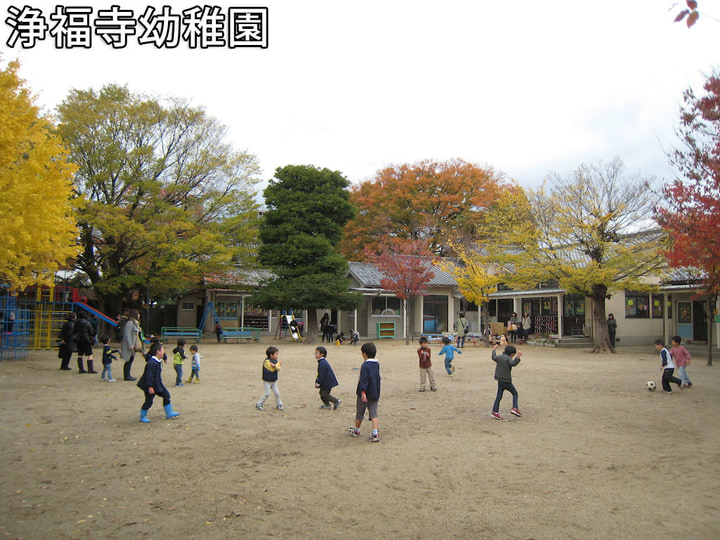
[646,381,657,391]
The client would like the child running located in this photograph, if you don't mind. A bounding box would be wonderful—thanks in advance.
[349,342,381,442]
[256,346,283,411]
[315,346,340,409]
[187,344,201,384]
[490,343,523,420]
[670,335,692,388]
[655,339,684,393]
[439,336,462,376]
[137,342,180,423]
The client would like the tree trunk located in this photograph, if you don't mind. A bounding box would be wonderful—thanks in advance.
[304,309,319,344]
[588,284,615,353]
[404,297,411,346]
[707,292,716,366]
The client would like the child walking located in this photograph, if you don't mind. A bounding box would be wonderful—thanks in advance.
[655,339,684,393]
[100,334,118,382]
[186,344,201,384]
[349,342,381,442]
[256,346,283,411]
[137,342,180,423]
[439,336,462,376]
[417,336,437,392]
[315,346,340,409]
[670,335,692,387]
[172,338,186,387]
[490,343,523,420]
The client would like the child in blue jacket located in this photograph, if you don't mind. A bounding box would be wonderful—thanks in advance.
[439,336,462,376]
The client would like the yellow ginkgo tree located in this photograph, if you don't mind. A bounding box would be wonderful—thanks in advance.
[0,59,79,290]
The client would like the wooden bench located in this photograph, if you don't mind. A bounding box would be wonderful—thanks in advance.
[161,327,202,342]
[222,327,261,342]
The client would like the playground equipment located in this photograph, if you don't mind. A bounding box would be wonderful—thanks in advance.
[0,285,31,360]
[275,310,303,341]
[15,285,116,350]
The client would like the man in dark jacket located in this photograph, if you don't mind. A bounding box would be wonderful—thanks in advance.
[73,312,97,374]
[58,312,76,370]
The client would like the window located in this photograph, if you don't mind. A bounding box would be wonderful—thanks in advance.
[651,296,664,319]
[371,296,401,316]
[181,302,194,310]
[625,291,649,318]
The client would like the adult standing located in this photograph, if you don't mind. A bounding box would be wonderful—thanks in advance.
[607,314,617,348]
[73,312,97,373]
[455,311,470,348]
[520,312,532,343]
[506,312,519,343]
[58,312,76,370]
[121,309,142,381]
[320,313,329,342]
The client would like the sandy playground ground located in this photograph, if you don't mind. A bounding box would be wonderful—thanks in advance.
[1,338,719,539]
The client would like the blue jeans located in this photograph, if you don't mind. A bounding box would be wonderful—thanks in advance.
[678,366,692,385]
[174,364,183,385]
[444,357,453,375]
[101,364,112,380]
[493,380,518,412]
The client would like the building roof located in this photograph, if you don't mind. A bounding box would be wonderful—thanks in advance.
[348,260,457,289]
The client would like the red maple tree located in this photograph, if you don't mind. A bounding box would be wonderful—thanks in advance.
[657,71,720,365]
[365,239,438,345]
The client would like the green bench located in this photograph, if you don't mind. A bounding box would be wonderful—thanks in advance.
[222,327,261,342]
[161,327,202,342]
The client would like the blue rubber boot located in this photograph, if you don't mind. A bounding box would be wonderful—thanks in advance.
[139,409,151,423]
[164,404,180,419]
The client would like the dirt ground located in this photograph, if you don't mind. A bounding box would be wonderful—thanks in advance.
[1,338,719,540]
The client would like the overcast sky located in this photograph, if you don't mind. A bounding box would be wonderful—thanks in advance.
[2,1,718,193]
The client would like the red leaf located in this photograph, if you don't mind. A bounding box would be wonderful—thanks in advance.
[674,9,689,23]
[687,10,699,27]
[686,0,698,10]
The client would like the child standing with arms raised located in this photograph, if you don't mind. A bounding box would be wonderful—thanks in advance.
[417,336,437,392]
[349,342,381,442]
[439,336,462,376]
[256,346,283,411]
[490,343,523,420]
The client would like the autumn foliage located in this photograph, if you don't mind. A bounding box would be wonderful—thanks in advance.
[659,72,720,295]
[340,159,506,260]
[0,59,79,290]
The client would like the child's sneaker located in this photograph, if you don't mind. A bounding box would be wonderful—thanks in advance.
[418,388,425,392]
[277,404,284,411]
[451,364,455,373]
[491,412,504,420]
[107,378,116,383]
[348,427,359,437]
[368,433,380,442]
[256,404,265,411]
[510,408,522,417]
[333,400,341,410]
[430,387,437,392]
[319,404,332,409]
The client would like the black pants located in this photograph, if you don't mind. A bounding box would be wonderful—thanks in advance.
[662,368,682,392]
[142,389,171,410]
[493,380,518,412]
[319,387,339,406]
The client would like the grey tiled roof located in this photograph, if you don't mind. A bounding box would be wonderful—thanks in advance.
[348,260,457,288]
